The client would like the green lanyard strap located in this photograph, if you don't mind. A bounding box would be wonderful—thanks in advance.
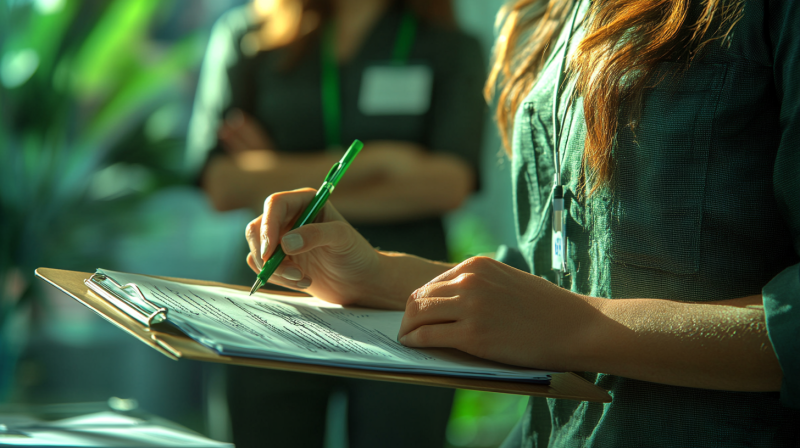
[320,11,417,148]
[391,11,417,65]
[321,21,342,149]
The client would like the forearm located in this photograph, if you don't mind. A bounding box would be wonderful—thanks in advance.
[576,295,782,391]
[203,154,331,211]
[202,152,345,212]
[332,154,475,223]
[370,251,455,310]
[203,141,474,219]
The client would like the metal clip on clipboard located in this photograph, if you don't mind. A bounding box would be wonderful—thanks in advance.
[84,270,168,327]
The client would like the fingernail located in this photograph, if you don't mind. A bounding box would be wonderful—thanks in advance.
[281,267,302,281]
[255,255,263,270]
[296,278,311,288]
[260,235,269,258]
[282,234,303,252]
[398,335,407,345]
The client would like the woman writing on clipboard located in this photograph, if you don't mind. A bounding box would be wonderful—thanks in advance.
[187,0,485,446]
[244,0,800,446]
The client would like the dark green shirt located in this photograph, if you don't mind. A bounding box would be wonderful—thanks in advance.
[500,0,800,446]
[764,265,800,409]
[187,6,486,262]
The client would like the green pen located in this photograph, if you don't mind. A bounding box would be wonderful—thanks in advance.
[249,139,364,295]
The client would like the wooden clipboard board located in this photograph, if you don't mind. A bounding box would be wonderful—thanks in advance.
[35,267,611,403]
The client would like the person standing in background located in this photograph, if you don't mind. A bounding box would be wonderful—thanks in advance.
[186,0,486,446]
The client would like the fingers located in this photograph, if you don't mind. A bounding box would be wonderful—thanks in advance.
[245,253,312,290]
[246,189,348,269]
[246,252,305,280]
[397,295,462,339]
[254,188,318,263]
[268,261,313,290]
[423,256,496,286]
[399,321,465,349]
[219,109,273,151]
[267,273,312,290]
[246,217,265,271]
[416,274,477,299]
[238,116,273,150]
[397,271,482,339]
[275,262,304,281]
[279,221,354,256]
[397,268,488,345]
[424,262,466,286]
[219,130,244,154]
[219,111,250,154]
[246,252,260,273]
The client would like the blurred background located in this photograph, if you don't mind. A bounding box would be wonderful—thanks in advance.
[0,0,524,447]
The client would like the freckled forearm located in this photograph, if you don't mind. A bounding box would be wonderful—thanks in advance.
[577,295,782,391]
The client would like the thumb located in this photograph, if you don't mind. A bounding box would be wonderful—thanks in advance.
[280,221,356,255]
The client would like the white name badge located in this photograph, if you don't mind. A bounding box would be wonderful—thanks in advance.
[551,197,567,272]
[358,64,433,116]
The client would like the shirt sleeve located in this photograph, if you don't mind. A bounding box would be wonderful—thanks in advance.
[762,0,800,409]
[495,244,531,273]
[425,32,487,189]
[763,266,800,408]
[184,7,253,179]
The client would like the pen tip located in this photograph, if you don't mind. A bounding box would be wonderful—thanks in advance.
[249,279,262,296]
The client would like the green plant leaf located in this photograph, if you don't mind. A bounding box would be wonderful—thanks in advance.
[69,0,160,97]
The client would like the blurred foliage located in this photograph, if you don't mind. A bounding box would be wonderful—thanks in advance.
[0,0,527,442]
[447,389,528,448]
[448,212,498,263]
[0,0,206,396]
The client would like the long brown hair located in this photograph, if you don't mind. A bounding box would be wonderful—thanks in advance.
[245,0,456,57]
[487,0,743,191]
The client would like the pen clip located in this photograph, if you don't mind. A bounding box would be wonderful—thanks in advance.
[323,162,341,184]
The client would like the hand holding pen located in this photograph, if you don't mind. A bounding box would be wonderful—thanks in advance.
[245,140,393,307]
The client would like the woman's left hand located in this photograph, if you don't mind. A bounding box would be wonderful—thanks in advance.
[397,256,602,370]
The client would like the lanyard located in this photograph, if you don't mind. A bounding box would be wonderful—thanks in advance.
[321,11,417,148]
[551,1,582,285]
[552,1,582,186]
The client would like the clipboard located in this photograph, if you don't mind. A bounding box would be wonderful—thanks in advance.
[35,267,611,402]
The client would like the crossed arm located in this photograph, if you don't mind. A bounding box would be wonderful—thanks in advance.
[202,112,474,223]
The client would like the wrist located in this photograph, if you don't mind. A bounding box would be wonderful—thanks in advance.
[371,251,454,311]
[562,294,612,372]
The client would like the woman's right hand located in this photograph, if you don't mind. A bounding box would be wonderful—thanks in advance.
[245,188,386,307]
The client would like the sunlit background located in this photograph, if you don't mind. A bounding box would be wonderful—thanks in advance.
[0,0,525,447]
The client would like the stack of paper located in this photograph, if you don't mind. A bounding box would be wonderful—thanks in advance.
[102,270,554,383]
